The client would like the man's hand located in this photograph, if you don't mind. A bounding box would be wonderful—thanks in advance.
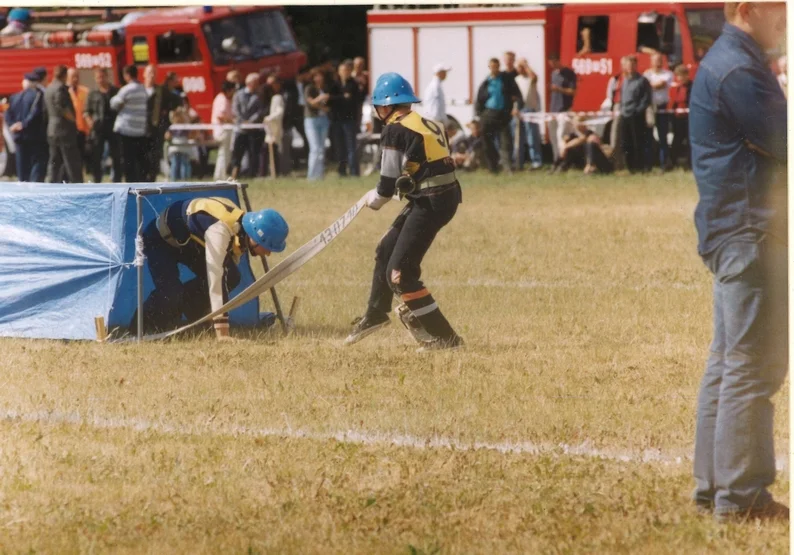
[365,188,391,211]
[216,335,240,343]
[10,122,22,133]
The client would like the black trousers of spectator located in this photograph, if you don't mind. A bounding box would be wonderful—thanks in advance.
[144,132,166,181]
[15,139,48,182]
[89,132,122,183]
[232,131,264,177]
[120,135,146,183]
[481,109,512,173]
[620,113,649,174]
[333,120,359,177]
[558,143,587,172]
[47,138,83,183]
[258,143,281,177]
[671,116,691,169]
[585,142,614,174]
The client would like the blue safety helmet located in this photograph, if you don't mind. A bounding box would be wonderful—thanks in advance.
[242,208,289,253]
[371,72,420,107]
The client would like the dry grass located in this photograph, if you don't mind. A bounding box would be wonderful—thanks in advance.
[0,171,788,553]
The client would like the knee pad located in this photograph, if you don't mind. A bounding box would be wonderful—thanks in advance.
[395,303,433,344]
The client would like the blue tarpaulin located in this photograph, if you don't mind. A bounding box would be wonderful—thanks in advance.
[0,182,260,340]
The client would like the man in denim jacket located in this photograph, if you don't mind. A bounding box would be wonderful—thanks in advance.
[689,2,788,522]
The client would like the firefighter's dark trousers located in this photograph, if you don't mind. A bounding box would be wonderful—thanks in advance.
[367,184,462,340]
[136,220,240,334]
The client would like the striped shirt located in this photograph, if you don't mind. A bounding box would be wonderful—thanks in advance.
[110,81,148,137]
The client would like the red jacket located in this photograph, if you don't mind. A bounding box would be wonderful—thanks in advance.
[668,81,691,117]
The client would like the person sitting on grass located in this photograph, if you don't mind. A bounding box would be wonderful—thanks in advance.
[553,117,614,174]
[451,120,486,172]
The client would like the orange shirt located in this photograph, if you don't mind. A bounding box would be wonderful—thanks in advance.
[69,85,90,134]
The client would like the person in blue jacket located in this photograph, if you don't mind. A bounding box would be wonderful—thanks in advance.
[135,197,289,340]
[5,69,48,182]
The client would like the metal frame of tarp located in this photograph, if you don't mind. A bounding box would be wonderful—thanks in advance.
[130,182,285,341]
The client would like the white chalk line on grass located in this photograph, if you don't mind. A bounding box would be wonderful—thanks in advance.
[282,278,704,292]
[2,409,788,471]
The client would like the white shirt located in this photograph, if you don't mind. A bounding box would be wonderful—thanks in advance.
[515,74,540,111]
[265,93,285,145]
[204,220,240,314]
[422,76,446,123]
[643,68,673,106]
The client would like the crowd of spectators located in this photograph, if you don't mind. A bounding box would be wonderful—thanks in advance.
[3,44,786,182]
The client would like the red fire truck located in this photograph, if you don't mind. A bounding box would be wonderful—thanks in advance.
[0,6,307,175]
[367,3,725,128]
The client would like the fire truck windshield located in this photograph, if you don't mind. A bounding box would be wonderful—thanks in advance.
[203,10,297,64]
[685,8,725,61]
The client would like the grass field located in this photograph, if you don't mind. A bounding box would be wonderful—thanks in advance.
[0,171,789,554]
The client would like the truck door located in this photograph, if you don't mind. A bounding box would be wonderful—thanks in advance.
[153,30,212,115]
[567,12,614,112]
[129,33,153,68]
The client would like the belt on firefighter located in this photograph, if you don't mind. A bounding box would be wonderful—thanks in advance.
[418,172,457,190]
[157,206,191,249]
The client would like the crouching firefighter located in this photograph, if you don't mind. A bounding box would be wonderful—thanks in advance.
[345,72,464,352]
[133,197,289,340]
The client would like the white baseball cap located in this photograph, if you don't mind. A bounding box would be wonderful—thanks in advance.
[433,63,452,74]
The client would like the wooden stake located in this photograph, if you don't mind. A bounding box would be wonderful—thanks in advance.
[268,141,276,179]
[94,316,107,342]
[288,296,300,320]
[286,296,300,334]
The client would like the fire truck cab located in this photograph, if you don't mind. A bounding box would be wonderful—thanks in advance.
[562,3,725,112]
[122,6,306,119]
[0,6,306,177]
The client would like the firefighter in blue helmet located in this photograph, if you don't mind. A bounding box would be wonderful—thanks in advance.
[134,197,288,340]
[345,72,464,352]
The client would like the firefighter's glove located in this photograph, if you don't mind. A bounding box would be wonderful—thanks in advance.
[395,174,416,199]
[365,188,391,211]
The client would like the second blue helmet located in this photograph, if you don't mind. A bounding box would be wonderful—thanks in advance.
[371,72,420,107]
[242,209,289,253]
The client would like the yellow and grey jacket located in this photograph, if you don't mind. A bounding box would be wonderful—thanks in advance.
[376,111,461,199]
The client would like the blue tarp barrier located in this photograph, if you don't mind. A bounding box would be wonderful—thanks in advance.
[0,182,259,340]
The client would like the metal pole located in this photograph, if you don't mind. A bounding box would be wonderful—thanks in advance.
[239,184,287,333]
[136,193,144,341]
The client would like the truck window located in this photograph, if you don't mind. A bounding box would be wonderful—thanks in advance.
[685,8,725,61]
[637,13,663,54]
[131,36,150,64]
[157,32,202,64]
[203,10,297,64]
[577,16,609,55]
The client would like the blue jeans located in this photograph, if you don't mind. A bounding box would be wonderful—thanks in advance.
[694,236,788,515]
[334,120,359,177]
[508,111,543,169]
[304,115,329,180]
[169,152,191,181]
[646,105,669,169]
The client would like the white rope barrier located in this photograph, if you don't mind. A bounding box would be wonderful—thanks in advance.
[168,108,691,132]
